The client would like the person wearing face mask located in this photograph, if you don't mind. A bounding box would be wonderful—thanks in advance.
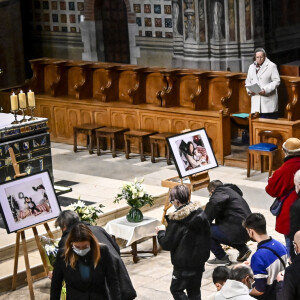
[50,223,122,300]
[266,137,300,256]
[53,210,136,300]
[245,48,280,119]
[215,264,256,300]
[155,184,210,300]
[243,213,288,300]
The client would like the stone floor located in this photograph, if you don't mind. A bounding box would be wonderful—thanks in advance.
[0,142,285,299]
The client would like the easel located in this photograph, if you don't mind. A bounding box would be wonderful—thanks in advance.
[161,170,210,224]
[9,147,55,300]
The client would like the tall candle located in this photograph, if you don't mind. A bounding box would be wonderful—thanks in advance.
[18,90,27,109]
[10,92,18,111]
[27,90,35,107]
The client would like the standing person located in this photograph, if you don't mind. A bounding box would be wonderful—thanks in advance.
[243,213,288,300]
[54,210,136,300]
[50,223,122,300]
[155,185,210,299]
[288,170,300,261]
[215,264,256,300]
[205,180,252,265]
[245,48,280,119]
[282,230,300,299]
[266,137,300,255]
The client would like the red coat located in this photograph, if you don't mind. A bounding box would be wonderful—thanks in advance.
[266,156,300,235]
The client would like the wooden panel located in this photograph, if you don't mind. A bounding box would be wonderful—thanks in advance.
[94,109,109,126]
[110,110,139,129]
[53,107,68,139]
[145,73,164,105]
[208,77,229,111]
[179,75,200,109]
[171,119,189,132]
[80,110,94,125]
[119,71,137,102]
[37,104,54,136]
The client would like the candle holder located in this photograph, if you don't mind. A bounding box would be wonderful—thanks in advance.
[11,109,20,124]
[19,108,28,123]
[28,106,37,121]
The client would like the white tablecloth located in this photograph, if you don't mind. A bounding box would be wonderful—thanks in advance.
[105,216,161,247]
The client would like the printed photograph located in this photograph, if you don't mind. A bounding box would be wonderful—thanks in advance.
[0,171,61,233]
[167,128,218,178]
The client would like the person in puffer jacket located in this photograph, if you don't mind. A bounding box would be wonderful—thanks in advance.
[155,185,210,300]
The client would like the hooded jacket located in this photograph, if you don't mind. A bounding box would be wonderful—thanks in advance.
[204,184,251,244]
[215,280,256,300]
[157,202,210,272]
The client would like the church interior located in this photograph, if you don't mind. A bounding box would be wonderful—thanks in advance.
[0,0,300,298]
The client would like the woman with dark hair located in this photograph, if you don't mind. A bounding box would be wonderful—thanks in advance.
[50,223,121,300]
[185,141,208,169]
[245,48,280,119]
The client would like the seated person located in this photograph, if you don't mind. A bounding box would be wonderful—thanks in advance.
[208,266,230,300]
[24,197,41,216]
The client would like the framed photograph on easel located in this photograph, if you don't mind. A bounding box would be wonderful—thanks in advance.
[167,128,218,178]
[0,170,61,233]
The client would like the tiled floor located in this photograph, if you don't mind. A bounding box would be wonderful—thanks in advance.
[0,142,285,299]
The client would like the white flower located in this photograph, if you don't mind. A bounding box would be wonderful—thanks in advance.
[138,191,144,197]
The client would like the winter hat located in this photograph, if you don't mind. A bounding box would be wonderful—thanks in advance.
[282,138,300,156]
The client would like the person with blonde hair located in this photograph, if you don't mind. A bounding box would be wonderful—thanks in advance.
[50,223,121,300]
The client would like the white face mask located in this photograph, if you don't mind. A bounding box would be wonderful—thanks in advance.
[72,246,91,256]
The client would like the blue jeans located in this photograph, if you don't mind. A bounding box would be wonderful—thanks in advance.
[210,225,248,259]
[285,235,291,257]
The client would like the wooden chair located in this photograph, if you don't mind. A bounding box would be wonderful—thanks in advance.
[95,126,129,157]
[149,132,176,165]
[73,124,104,154]
[247,130,282,177]
[124,130,157,162]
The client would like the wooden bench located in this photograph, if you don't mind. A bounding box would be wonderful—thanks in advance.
[124,130,157,161]
[73,124,104,154]
[149,132,176,165]
[96,126,129,157]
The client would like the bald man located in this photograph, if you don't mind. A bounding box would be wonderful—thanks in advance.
[289,170,300,260]
[283,231,300,299]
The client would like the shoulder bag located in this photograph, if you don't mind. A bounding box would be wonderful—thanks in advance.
[270,188,294,217]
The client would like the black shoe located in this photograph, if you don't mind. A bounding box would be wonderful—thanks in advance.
[207,255,231,266]
[237,247,252,262]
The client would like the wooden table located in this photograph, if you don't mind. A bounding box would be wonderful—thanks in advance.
[104,216,161,263]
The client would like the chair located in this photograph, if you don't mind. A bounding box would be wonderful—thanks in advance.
[247,130,282,177]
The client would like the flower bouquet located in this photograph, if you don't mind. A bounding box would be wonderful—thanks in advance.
[41,236,66,299]
[67,199,104,225]
[114,178,154,222]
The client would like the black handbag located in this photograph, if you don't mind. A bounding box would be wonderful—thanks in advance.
[270,188,294,217]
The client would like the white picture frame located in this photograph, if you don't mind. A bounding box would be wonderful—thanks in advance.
[167,128,218,178]
[0,171,61,233]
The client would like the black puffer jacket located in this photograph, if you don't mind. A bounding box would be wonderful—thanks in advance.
[204,184,251,244]
[157,202,210,272]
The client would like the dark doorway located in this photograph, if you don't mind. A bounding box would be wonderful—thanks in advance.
[95,0,130,63]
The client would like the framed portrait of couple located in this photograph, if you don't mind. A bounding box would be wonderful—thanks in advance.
[167,128,218,178]
[0,170,61,234]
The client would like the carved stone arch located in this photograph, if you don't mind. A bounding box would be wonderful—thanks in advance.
[81,0,139,63]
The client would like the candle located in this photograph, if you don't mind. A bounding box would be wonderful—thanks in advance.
[18,90,27,109]
[10,92,18,111]
[27,90,35,107]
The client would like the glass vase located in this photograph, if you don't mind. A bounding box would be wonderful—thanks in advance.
[126,207,143,223]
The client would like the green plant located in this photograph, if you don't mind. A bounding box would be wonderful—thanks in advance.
[68,199,104,225]
[114,178,154,208]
